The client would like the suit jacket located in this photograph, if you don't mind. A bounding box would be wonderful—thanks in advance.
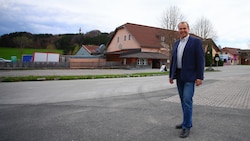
[169,36,204,82]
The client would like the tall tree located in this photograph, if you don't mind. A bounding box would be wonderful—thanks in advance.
[13,36,33,56]
[191,17,217,40]
[161,6,185,67]
[55,35,74,55]
[161,6,185,31]
[205,44,213,67]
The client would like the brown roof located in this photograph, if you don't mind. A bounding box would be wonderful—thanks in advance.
[107,23,207,60]
[107,23,180,48]
[221,47,240,55]
[203,38,221,52]
[108,23,203,49]
[83,45,99,54]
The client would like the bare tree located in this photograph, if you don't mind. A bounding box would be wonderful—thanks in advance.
[161,6,185,31]
[191,17,218,40]
[161,6,185,68]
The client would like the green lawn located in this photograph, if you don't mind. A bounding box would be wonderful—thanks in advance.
[0,72,169,82]
[0,47,63,60]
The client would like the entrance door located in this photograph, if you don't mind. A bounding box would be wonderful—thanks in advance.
[152,59,160,68]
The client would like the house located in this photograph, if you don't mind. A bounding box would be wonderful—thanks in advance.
[203,38,221,55]
[70,23,222,69]
[239,49,250,65]
[106,23,180,69]
[69,45,107,68]
[221,47,240,65]
[202,38,222,66]
[75,45,100,56]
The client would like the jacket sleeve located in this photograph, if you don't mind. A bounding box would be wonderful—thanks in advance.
[169,41,178,79]
[195,39,205,80]
[169,53,174,79]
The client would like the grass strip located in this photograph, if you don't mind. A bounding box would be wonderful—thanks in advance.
[0,72,169,82]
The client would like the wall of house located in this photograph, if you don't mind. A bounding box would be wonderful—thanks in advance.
[69,58,106,68]
[239,50,250,65]
[141,48,157,52]
[76,47,91,56]
[107,28,140,53]
[241,58,250,65]
[124,58,137,66]
[141,47,168,55]
[125,58,152,69]
[106,54,122,62]
[141,47,162,53]
[220,51,240,65]
[226,53,239,65]
[204,44,218,56]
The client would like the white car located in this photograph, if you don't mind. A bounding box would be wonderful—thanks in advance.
[0,58,12,63]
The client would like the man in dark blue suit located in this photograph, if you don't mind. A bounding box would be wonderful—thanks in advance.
[169,21,204,138]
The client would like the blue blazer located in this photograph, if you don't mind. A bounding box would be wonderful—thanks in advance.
[169,36,204,82]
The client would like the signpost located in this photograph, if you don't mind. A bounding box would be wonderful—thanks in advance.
[215,57,220,70]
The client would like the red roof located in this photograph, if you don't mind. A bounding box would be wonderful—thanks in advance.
[83,45,99,54]
[109,23,203,49]
[221,47,240,55]
[111,23,180,48]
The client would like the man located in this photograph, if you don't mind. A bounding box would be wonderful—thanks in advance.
[169,21,204,138]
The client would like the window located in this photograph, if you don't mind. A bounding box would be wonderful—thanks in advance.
[128,34,131,40]
[161,36,165,42]
[137,58,148,65]
[124,35,126,41]
[143,59,148,65]
[123,58,126,65]
[137,59,143,65]
[117,37,119,42]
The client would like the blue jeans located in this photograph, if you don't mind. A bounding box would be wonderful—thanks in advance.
[176,78,195,129]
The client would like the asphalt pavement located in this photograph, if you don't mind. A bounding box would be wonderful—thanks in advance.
[0,65,250,141]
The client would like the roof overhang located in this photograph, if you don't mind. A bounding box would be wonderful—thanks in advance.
[120,52,167,59]
[106,49,141,55]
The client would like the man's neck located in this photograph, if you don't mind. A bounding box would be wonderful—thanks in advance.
[180,34,189,40]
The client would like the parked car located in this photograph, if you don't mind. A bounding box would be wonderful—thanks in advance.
[0,58,12,63]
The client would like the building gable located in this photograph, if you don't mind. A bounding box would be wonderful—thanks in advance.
[221,47,240,55]
[76,45,100,55]
[106,23,180,55]
[203,38,221,58]
[107,27,140,53]
[76,47,92,56]
[123,23,176,48]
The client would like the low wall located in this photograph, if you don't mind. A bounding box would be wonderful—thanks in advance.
[69,58,121,69]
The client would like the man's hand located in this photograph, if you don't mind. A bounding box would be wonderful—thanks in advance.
[169,78,174,84]
[196,79,202,86]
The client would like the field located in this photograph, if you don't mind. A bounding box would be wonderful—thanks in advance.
[0,47,63,60]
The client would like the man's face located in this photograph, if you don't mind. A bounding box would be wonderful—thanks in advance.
[178,23,189,39]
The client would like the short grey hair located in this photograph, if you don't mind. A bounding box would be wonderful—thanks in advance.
[178,21,190,29]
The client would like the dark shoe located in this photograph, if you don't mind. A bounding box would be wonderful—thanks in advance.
[175,124,182,129]
[179,129,190,138]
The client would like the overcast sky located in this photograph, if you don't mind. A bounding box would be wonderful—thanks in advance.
[0,0,249,49]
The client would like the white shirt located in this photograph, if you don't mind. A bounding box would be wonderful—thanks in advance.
[177,35,189,69]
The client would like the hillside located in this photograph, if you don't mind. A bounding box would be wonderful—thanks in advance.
[0,30,113,55]
[0,47,63,60]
